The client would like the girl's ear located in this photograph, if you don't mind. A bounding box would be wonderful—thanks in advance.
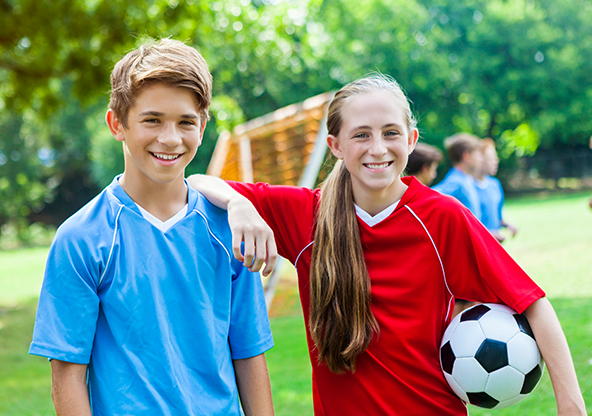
[105,109,125,142]
[327,134,344,160]
[408,128,419,155]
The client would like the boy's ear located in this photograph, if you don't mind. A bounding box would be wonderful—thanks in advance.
[326,134,344,160]
[105,109,125,142]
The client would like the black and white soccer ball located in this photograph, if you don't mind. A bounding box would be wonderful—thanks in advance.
[440,303,545,409]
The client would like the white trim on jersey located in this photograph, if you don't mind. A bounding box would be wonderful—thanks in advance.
[404,204,455,322]
[354,200,400,227]
[98,205,124,288]
[194,209,231,262]
[295,241,315,270]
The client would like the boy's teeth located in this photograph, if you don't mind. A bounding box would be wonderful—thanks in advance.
[153,153,180,160]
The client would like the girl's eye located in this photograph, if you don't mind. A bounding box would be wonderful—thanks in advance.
[180,120,196,126]
[385,131,400,137]
[354,133,369,139]
[144,118,159,123]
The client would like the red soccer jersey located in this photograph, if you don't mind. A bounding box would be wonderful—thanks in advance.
[229,176,545,416]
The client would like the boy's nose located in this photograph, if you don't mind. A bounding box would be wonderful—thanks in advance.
[158,124,183,147]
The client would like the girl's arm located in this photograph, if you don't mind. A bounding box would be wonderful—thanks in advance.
[524,297,587,415]
[50,360,92,416]
[187,174,277,277]
[233,354,275,416]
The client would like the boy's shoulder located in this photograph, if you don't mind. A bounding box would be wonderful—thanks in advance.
[189,186,233,241]
[54,179,126,246]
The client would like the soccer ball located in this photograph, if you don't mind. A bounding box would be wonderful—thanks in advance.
[440,303,545,409]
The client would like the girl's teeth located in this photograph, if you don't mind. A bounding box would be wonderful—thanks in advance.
[366,162,389,169]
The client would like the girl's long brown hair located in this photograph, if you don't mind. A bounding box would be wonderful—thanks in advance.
[310,74,416,373]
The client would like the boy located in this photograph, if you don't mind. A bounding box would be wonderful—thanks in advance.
[432,132,483,220]
[29,39,274,416]
[405,142,443,186]
[473,138,518,243]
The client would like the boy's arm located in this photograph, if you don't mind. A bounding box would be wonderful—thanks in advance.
[187,174,277,276]
[50,360,92,416]
[233,353,274,416]
[524,298,587,415]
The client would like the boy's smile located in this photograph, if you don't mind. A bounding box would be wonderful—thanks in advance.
[106,82,205,196]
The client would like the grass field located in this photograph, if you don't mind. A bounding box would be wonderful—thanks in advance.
[0,192,591,415]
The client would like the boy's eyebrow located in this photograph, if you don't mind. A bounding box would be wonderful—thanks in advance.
[138,111,199,119]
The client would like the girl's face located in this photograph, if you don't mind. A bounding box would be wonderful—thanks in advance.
[327,90,418,211]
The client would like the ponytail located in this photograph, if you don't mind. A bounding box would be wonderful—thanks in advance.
[310,160,379,373]
[309,73,415,374]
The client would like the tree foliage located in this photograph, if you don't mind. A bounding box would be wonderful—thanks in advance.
[1,0,591,237]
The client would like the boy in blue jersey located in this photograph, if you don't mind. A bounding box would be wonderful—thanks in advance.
[29,38,274,416]
[432,132,483,220]
[474,138,517,243]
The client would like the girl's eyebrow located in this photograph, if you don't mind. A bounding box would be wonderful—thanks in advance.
[348,122,405,134]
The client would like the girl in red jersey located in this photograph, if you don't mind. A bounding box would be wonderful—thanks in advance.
[189,75,586,415]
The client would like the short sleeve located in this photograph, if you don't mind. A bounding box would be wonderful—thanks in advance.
[227,181,319,263]
[29,227,101,364]
[228,260,274,360]
[436,200,544,314]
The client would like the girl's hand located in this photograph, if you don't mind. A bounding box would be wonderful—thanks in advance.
[228,195,278,277]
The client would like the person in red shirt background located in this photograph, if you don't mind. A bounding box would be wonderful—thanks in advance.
[189,74,586,415]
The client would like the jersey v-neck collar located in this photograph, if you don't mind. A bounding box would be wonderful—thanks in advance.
[355,200,400,227]
[109,176,197,231]
[354,177,424,227]
[136,203,188,232]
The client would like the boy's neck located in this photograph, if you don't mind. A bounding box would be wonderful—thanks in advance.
[119,173,188,222]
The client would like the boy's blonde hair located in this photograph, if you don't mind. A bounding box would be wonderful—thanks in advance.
[109,38,212,127]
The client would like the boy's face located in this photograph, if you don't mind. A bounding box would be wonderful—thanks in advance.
[106,82,205,190]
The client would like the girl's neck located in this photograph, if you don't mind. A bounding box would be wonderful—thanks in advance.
[352,180,408,217]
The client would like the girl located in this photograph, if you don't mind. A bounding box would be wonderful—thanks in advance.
[189,75,586,415]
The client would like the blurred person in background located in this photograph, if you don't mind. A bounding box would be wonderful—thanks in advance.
[432,133,483,221]
[405,142,443,186]
[473,138,517,243]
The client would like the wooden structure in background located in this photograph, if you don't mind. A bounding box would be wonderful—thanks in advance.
[207,91,334,187]
[207,91,335,307]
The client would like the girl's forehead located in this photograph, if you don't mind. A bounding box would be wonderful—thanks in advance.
[340,90,408,125]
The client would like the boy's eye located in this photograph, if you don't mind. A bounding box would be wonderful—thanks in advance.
[385,130,400,137]
[354,133,369,139]
[180,120,196,126]
[144,118,160,123]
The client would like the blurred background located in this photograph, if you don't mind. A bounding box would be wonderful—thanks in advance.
[1,0,591,246]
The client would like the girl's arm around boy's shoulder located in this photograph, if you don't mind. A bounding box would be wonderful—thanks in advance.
[187,174,319,272]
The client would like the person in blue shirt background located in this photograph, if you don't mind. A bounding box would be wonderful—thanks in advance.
[432,133,483,220]
[473,138,517,243]
[29,38,274,416]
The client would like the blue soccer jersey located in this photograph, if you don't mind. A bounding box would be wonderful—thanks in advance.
[30,177,273,416]
[476,175,504,231]
[432,167,482,220]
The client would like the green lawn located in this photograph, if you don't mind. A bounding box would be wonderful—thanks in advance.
[0,192,591,415]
